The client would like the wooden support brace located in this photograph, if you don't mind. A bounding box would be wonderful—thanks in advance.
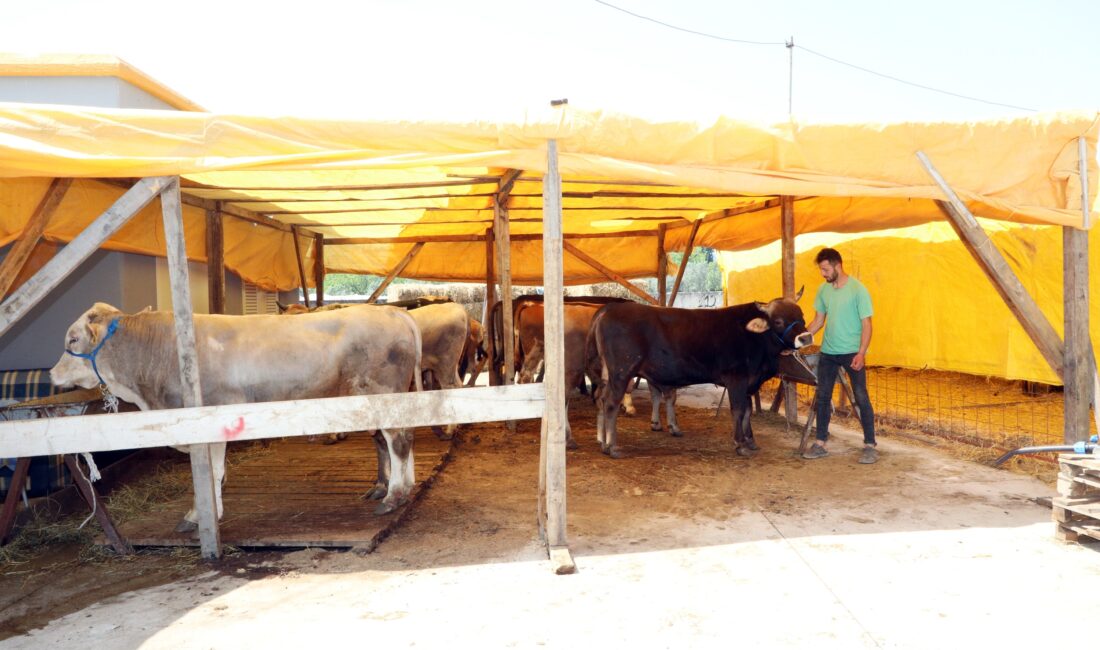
[0,458,31,546]
[367,242,426,304]
[291,226,311,309]
[562,240,657,305]
[781,196,798,425]
[0,178,72,299]
[313,232,326,307]
[495,197,517,431]
[668,218,702,307]
[63,454,132,555]
[657,223,668,306]
[0,176,172,338]
[205,204,226,315]
[917,151,1065,380]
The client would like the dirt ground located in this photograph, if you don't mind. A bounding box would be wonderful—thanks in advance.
[2,385,1098,648]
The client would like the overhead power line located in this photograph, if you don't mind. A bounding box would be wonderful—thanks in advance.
[594,0,1037,113]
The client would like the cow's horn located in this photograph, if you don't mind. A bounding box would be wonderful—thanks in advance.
[276,300,288,313]
[795,285,805,302]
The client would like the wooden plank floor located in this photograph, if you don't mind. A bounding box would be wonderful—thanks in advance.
[114,430,456,550]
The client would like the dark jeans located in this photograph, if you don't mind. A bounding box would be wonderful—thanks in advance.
[814,352,876,445]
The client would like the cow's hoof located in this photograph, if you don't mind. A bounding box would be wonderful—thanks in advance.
[736,446,757,457]
[431,425,452,441]
[566,438,579,451]
[608,446,626,459]
[175,519,198,534]
[671,429,684,438]
[373,501,399,516]
[745,439,760,451]
[336,432,349,441]
[600,444,610,456]
[362,485,387,501]
[322,435,341,445]
[651,422,662,432]
[623,407,637,416]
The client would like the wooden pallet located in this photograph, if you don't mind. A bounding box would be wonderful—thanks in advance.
[1053,455,1100,544]
[106,430,457,551]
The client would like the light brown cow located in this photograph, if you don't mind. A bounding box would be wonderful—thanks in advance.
[407,303,470,437]
[50,302,423,529]
[460,318,487,387]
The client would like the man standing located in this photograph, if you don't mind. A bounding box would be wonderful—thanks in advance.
[802,247,878,464]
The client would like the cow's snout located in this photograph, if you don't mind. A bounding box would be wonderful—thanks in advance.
[794,332,813,349]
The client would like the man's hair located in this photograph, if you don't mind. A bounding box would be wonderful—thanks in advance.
[815,248,842,265]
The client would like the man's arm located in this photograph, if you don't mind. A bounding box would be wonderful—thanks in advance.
[851,316,872,371]
[807,311,825,337]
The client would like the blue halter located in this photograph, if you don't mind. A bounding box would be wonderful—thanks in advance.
[773,319,804,349]
[65,318,120,387]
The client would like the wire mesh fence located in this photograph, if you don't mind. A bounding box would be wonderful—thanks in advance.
[761,366,1095,454]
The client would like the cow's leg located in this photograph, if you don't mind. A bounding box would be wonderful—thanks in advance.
[725,382,755,457]
[621,388,636,415]
[601,374,631,459]
[375,428,415,515]
[665,389,683,437]
[740,397,759,451]
[649,382,663,431]
[364,430,390,501]
[175,442,227,534]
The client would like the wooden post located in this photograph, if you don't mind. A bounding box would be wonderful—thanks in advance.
[0,177,171,338]
[366,242,425,304]
[0,178,71,299]
[495,196,517,430]
[562,240,658,305]
[291,226,311,309]
[657,223,668,306]
[313,232,325,307]
[542,139,574,573]
[1065,137,1092,443]
[917,152,1065,380]
[668,218,702,307]
[485,228,498,385]
[205,204,226,315]
[160,178,220,560]
[781,196,798,425]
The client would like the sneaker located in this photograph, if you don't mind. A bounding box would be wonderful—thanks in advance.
[802,443,829,460]
[858,446,878,464]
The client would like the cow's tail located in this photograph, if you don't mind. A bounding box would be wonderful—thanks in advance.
[486,299,503,383]
[408,311,424,393]
[584,307,608,403]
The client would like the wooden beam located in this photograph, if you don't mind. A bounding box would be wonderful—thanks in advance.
[324,230,661,246]
[291,226,311,309]
[669,198,784,232]
[1064,227,1089,443]
[313,232,325,307]
[562,240,658,305]
[183,178,499,192]
[781,196,798,425]
[0,458,30,545]
[63,454,132,555]
[0,384,546,458]
[366,242,425,304]
[205,204,226,315]
[161,178,220,559]
[917,151,1065,380]
[542,139,569,554]
[0,176,171,338]
[0,178,72,299]
[215,190,748,202]
[657,223,668,306]
[485,228,498,385]
[495,169,524,206]
[93,180,290,233]
[1081,137,1092,230]
[668,218,702,307]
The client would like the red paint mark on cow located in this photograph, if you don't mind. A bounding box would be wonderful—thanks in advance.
[222,417,246,440]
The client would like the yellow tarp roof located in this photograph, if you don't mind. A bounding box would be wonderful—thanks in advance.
[0,104,1095,290]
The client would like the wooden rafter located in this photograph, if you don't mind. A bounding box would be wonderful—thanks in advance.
[562,240,658,305]
[366,242,426,304]
[668,218,702,306]
[0,178,72,299]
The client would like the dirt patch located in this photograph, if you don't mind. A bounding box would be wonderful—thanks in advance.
[0,388,1051,638]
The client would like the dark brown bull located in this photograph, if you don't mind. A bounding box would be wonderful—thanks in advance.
[587,294,811,458]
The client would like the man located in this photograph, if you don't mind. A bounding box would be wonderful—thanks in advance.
[802,247,878,464]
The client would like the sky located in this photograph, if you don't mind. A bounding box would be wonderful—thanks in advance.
[1,0,1098,125]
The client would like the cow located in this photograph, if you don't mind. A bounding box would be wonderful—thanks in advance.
[50,302,423,531]
[587,293,812,458]
[281,300,470,440]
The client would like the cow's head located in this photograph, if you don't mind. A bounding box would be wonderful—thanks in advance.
[50,302,124,389]
[746,287,813,350]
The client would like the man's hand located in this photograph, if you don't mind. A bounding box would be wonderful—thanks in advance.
[851,352,866,371]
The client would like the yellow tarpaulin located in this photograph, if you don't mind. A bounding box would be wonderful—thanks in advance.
[721,222,1100,385]
[0,103,1095,292]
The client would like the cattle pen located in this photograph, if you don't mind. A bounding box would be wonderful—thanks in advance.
[1,87,1099,571]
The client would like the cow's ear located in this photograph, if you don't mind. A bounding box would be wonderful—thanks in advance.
[746,317,769,333]
[754,301,767,312]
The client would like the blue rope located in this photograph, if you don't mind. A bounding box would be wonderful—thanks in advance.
[65,318,120,386]
[773,319,804,349]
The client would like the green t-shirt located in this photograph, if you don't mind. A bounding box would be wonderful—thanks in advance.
[813,276,873,355]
